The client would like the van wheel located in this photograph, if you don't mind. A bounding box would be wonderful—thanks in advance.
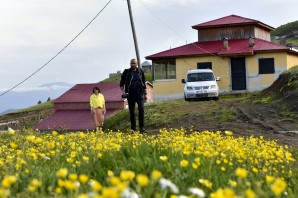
[184,94,190,101]
[214,97,219,101]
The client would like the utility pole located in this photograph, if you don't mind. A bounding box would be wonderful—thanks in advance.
[127,0,141,67]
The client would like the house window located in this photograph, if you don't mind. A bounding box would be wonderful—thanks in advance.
[197,62,212,70]
[258,58,275,74]
[153,60,176,80]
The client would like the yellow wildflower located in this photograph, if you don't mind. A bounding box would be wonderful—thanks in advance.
[102,187,119,197]
[192,163,199,169]
[30,179,42,187]
[10,143,18,149]
[136,174,149,187]
[271,178,287,196]
[120,170,135,181]
[160,156,168,162]
[180,160,189,167]
[109,176,121,186]
[57,179,65,187]
[266,175,275,184]
[55,187,62,193]
[58,135,65,140]
[252,167,258,173]
[235,168,247,178]
[56,168,68,178]
[69,173,78,181]
[89,180,102,191]
[210,188,236,198]
[151,170,162,181]
[228,180,237,187]
[98,153,103,159]
[8,128,15,135]
[225,131,233,136]
[199,179,212,188]
[82,156,89,162]
[79,174,89,184]
[107,170,114,177]
[245,189,256,198]
[2,175,17,188]
[78,194,88,198]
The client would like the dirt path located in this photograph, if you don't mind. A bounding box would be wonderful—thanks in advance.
[221,100,298,146]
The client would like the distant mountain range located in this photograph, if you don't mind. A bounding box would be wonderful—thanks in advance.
[0,82,74,115]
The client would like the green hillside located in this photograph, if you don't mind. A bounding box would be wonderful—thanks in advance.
[271,20,298,45]
[271,20,298,37]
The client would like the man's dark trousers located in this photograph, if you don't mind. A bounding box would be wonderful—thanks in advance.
[127,94,144,131]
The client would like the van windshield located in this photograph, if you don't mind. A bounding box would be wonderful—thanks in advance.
[187,72,215,82]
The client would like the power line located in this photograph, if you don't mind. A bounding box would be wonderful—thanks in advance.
[0,0,112,97]
[138,0,217,56]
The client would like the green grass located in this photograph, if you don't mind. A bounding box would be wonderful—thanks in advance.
[104,99,239,131]
[285,38,298,45]
[11,101,54,114]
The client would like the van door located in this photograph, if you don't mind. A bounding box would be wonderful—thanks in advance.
[231,57,246,90]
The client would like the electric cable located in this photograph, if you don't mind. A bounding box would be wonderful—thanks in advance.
[0,0,112,97]
[138,0,218,57]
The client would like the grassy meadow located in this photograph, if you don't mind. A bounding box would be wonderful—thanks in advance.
[1,67,297,197]
[0,128,297,198]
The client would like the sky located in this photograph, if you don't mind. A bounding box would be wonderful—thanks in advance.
[0,0,297,94]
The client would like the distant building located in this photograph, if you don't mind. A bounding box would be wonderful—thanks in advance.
[141,61,152,73]
[109,70,122,78]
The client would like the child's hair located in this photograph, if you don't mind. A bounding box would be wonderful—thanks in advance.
[92,86,101,93]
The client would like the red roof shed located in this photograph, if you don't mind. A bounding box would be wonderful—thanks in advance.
[34,82,125,131]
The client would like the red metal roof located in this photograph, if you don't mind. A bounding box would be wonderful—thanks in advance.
[34,109,117,131]
[146,38,290,59]
[192,15,274,30]
[35,82,126,131]
[54,82,122,103]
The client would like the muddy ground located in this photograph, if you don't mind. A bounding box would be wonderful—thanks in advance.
[152,99,298,147]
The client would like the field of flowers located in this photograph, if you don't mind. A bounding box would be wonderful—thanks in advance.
[0,128,296,198]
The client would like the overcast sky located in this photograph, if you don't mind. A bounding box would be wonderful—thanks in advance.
[0,0,297,94]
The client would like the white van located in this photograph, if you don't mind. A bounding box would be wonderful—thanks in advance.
[181,69,220,101]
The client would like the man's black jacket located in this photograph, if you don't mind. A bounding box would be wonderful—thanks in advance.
[120,68,146,94]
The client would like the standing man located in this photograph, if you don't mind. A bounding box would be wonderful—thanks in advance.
[120,58,146,133]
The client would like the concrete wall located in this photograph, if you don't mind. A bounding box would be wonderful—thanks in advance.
[245,52,288,91]
[287,53,298,69]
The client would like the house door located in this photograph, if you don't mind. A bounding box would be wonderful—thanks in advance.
[231,57,246,90]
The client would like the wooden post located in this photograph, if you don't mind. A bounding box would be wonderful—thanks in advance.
[127,0,141,66]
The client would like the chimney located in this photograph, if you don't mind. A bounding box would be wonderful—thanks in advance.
[223,38,229,49]
[249,36,255,47]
